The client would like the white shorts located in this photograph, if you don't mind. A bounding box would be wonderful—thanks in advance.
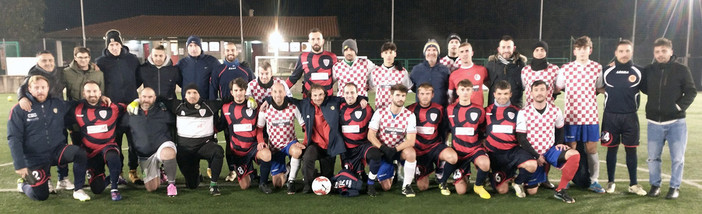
[139,141,177,183]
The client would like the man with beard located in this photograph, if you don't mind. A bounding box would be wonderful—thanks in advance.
[211,42,254,101]
[177,35,222,100]
[286,28,338,97]
[439,33,462,72]
[333,39,375,97]
[486,35,527,107]
[246,61,292,105]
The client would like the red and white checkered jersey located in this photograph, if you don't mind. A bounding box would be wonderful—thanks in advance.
[257,103,304,151]
[333,58,375,97]
[369,106,417,148]
[555,60,603,125]
[521,63,559,104]
[440,56,461,72]
[448,64,488,106]
[516,103,564,155]
[246,78,292,104]
[369,66,412,110]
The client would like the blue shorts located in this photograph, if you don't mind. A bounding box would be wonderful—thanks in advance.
[565,124,600,143]
[270,141,297,176]
[377,160,395,181]
[527,147,564,186]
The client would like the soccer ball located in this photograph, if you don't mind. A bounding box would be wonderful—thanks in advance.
[311,176,332,195]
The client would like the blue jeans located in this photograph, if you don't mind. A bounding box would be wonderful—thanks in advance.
[647,119,687,188]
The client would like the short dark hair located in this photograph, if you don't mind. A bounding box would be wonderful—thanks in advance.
[154,45,166,51]
[73,47,90,56]
[36,50,52,56]
[457,79,473,88]
[309,28,321,34]
[500,35,514,42]
[494,80,511,91]
[344,82,358,90]
[308,83,326,96]
[381,42,397,52]
[390,84,409,94]
[531,80,549,90]
[83,80,100,89]
[574,36,593,49]
[654,38,673,49]
[417,83,434,92]
[259,60,271,70]
[229,77,248,91]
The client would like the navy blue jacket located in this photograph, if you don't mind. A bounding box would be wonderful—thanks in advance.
[7,95,69,170]
[296,96,346,156]
[96,46,140,104]
[177,54,221,100]
[124,103,174,158]
[138,58,181,101]
[210,59,254,100]
[602,60,643,114]
[410,60,451,106]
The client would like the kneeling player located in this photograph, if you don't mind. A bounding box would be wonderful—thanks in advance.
[516,80,580,203]
[221,78,273,193]
[258,82,305,194]
[339,83,383,196]
[484,80,537,196]
[126,88,179,197]
[446,80,491,199]
[407,83,458,195]
[368,84,418,197]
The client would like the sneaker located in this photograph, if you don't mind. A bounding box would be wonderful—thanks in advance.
[512,183,526,198]
[259,183,273,194]
[301,183,312,194]
[17,178,25,193]
[207,168,212,179]
[367,184,377,197]
[402,184,415,197]
[648,185,661,197]
[588,182,605,194]
[110,189,121,201]
[439,182,451,196]
[225,171,237,182]
[209,185,221,196]
[665,187,679,199]
[117,175,127,185]
[73,189,91,201]
[167,183,177,197]
[128,169,144,185]
[473,185,491,199]
[554,189,575,203]
[540,181,555,189]
[48,179,56,194]
[628,184,647,196]
[606,182,616,193]
[286,180,296,195]
[56,178,75,191]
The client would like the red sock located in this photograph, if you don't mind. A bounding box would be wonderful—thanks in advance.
[557,153,580,191]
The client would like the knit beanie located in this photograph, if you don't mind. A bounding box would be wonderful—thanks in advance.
[104,29,123,47]
[447,33,461,43]
[187,35,202,49]
[342,39,358,53]
[534,41,549,53]
[423,39,440,56]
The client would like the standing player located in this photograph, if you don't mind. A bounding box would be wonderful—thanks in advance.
[137,45,181,101]
[368,84,418,197]
[369,42,412,110]
[448,42,488,106]
[439,33,462,72]
[286,28,338,97]
[333,39,375,97]
[257,82,306,194]
[407,83,458,195]
[339,83,383,196]
[220,78,273,193]
[9,75,90,201]
[521,41,559,104]
[445,80,491,199]
[69,81,124,201]
[246,61,292,105]
[600,40,646,195]
[211,42,254,101]
[516,80,581,203]
[125,88,179,197]
[485,35,527,107]
[484,80,537,196]
[177,35,222,100]
[555,36,605,193]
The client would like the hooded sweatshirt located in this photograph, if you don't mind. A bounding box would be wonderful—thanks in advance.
[96,46,140,104]
[138,54,181,100]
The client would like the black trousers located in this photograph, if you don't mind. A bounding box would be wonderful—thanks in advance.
[302,144,336,186]
[177,141,224,189]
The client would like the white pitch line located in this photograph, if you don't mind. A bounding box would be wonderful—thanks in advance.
[0,162,13,167]
[599,160,702,190]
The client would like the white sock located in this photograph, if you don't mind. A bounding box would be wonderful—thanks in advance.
[288,158,300,181]
[588,153,600,183]
[403,161,417,187]
[368,172,377,181]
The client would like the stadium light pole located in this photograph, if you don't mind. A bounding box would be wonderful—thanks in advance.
[684,0,693,66]
[80,0,86,47]
[240,0,244,48]
[539,0,543,40]
[391,0,394,42]
[632,0,637,47]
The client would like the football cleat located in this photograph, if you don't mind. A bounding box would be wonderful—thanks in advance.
[402,184,415,197]
[606,182,616,193]
[512,183,526,198]
[367,184,377,197]
[554,189,575,203]
[73,189,91,201]
[439,182,451,196]
[207,168,212,179]
[48,179,56,194]
[628,184,647,196]
[17,178,25,193]
[225,171,237,182]
[473,185,491,199]
[56,178,75,191]
[129,169,144,185]
[588,182,605,194]
[287,180,296,195]
[167,184,177,197]
[209,185,221,196]
[110,189,122,201]
[540,181,555,189]
[259,183,273,194]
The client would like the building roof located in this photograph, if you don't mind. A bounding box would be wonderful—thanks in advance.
[44,15,339,40]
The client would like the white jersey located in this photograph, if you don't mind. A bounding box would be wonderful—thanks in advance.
[440,56,461,72]
[521,63,559,104]
[369,65,412,110]
[516,103,564,155]
[332,58,375,97]
[369,106,417,148]
[257,102,304,151]
[246,78,292,104]
[555,60,603,125]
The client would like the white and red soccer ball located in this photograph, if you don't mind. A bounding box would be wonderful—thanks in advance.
[312,176,332,195]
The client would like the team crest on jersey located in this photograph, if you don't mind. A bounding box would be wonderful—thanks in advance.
[245,109,254,117]
[53,108,58,114]
[194,104,201,109]
[474,74,481,81]
[99,110,107,119]
[323,59,330,67]
[354,110,363,119]
[330,106,335,111]
[430,113,438,122]
[507,112,515,120]
[181,110,186,116]
[470,112,478,121]
[628,75,636,83]
[199,109,207,117]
